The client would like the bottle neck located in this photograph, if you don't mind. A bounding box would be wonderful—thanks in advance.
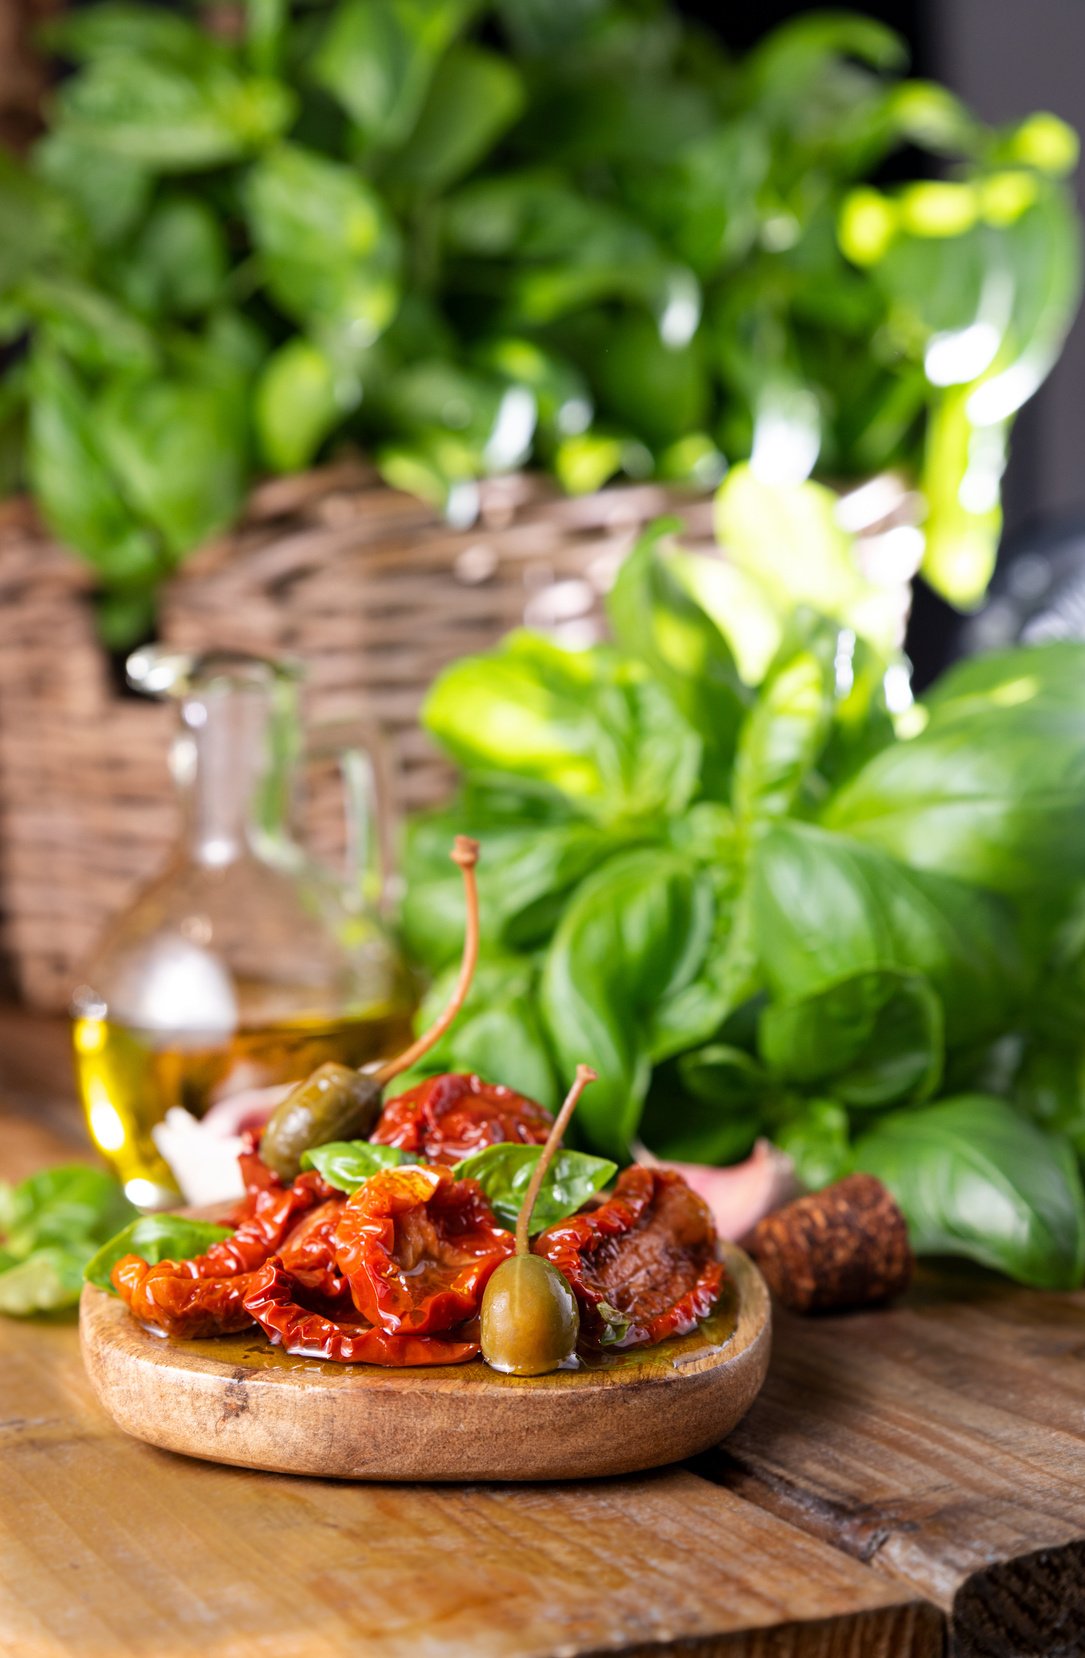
[173,683,292,866]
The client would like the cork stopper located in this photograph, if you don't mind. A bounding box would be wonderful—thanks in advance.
[747,1173,912,1314]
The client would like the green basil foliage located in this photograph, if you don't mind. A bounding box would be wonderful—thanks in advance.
[84,1214,234,1296]
[452,1144,617,1234]
[1,7,1079,637]
[300,1141,413,1193]
[403,516,1085,1289]
[0,1165,135,1314]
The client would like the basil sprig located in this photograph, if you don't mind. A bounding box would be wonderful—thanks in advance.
[84,1215,233,1295]
[301,1141,412,1192]
[0,1165,135,1315]
[452,1143,616,1234]
[304,1134,615,1235]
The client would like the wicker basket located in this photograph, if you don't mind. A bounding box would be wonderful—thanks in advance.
[0,464,718,1010]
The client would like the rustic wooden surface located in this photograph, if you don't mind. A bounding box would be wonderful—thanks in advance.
[0,1012,941,1658]
[5,1010,1085,1656]
[709,1272,1085,1656]
[79,1242,770,1484]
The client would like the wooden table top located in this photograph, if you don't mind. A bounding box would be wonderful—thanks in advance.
[2,1008,1084,1658]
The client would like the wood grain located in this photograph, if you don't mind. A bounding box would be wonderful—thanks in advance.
[0,1316,942,1658]
[1,1025,943,1657]
[78,1247,771,1483]
[707,1270,1085,1657]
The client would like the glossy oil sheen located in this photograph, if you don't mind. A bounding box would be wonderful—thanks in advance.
[74,1005,413,1197]
[164,1279,741,1382]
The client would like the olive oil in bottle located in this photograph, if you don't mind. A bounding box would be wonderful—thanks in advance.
[74,1005,415,1202]
[73,650,417,1206]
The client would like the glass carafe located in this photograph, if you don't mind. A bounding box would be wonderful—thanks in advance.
[72,649,416,1206]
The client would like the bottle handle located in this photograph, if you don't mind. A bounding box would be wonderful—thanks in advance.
[305,720,400,917]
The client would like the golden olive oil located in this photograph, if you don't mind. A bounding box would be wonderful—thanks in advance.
[73,1006,415,1201]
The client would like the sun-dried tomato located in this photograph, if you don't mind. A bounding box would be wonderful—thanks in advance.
[277,1196,350,1301]
[333,1163,514,1335]
[112,1255,258,1338]
[533,1166,724,1350]
[232,1129,284,1221]
[243,1257,479,1365]
[370,1072,553,1166]
[111,1170,336,1338]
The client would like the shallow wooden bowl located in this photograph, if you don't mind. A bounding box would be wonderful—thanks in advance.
[79,1243,770,1482]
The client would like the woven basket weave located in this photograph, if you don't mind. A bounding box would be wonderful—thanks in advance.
[0,464,717,1010]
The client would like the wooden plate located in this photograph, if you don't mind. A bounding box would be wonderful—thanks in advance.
[79,1243,770,1482]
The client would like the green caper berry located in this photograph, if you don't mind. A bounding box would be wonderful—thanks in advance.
[480,1253,580,1376]
[260,1063,383,1182]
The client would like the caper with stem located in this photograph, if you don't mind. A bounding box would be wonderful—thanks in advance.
[258,836,481,1181]
[480,1064,597,1377]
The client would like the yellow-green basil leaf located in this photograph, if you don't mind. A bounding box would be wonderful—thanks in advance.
[300,1141,413,1194]
[453,1143,616,1233]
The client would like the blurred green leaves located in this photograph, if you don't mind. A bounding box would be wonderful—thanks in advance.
[0,1,1079,639]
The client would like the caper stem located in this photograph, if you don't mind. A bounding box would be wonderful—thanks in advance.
[515,1064,598,1257]
[374,836,481,1086]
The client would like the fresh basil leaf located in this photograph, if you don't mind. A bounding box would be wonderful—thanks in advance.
[759,969,943,1109]
[403,801,625,972]
[83,1215,234,1294]
[388,44,524,192]
[921,639,1085,723]
[57,53,295,172]
[752,821,1026,1047]
[26,343,160,583]
[3,1165,135,1258]
[607,521,746,793]
[96,372,248,561]
[20,275,157,374]
[540,849,716,1158]
[244,144,401,352]
[310,0,474,148]
[0,1164,136,1314]
[733,614,839,821]
[423,632,702,828]
[714,466,905,662]
[132,195,228,317]
[255,338,343,473]
[0,1247,88,1316]
[42,4,222,66]
[300,1141,413,1194]
[854,1096,1085,1289]
[825,654,1085,897]
[774,1100,852,1192]
[453,1142,615,1233]
[640,1045,770,1166]
[391,954,560,1111]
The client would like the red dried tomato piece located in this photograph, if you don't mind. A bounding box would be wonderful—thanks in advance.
[278,1196,350,1301]
[112,1255,258,1338]
[243,1257,479,1366]
[232,1129,285,1221]
[112,1170,336,1339]
[333,1164,514,1335]
[533,1166,724,1350]
[370,1072,553,1167]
